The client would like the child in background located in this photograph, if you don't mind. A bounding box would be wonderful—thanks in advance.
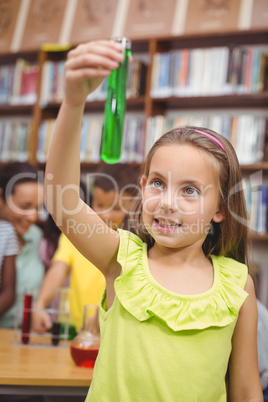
[44,40,262,401]
[33,164,139,333]
[0,162,44,329]
[0,220,18,316]
[39,213,61,271]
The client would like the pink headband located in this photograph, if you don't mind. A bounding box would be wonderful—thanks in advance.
[194,129,226,152]
[176,128,226,152]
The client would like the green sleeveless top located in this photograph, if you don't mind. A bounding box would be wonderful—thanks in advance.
[85,229,248,402]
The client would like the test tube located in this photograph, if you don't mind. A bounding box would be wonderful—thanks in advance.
[100,37,131,164]
[51,321,61,346]
[21,293,33,344]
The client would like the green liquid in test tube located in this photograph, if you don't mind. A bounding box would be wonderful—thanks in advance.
[100,37,131,164]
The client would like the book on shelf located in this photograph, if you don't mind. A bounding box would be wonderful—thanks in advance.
[40,60,65,106]
[19,0,67,51]
[0,121,13,161]
[0,0,21,53]
[0,65,11,104]
[144,115,165,156]
[0,59,39,105]
[16,120,32,161]
[150,45,268,98]
[251,0,268,29]
[36,120,47,163]
[80,119,105,163]
[36,119,56,163]
[127,59,147,98]
[19,63,39,104]
[121,113,145,163]
[184,0,242,34]
[123,0,177,39]
[244,179,268,235]
[13,59,39,105]
[0,118,31,162]
[235,114,266,164]
[70,0,119,44]
[256,186,268,234]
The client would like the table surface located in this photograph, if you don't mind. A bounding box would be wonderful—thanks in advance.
[0,329,93,387]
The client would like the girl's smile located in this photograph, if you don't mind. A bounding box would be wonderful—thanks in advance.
[153,217,182,233]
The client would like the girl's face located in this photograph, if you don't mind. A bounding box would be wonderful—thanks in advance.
[0,182,44,237]
[91,187,130,230]
[140,144,224,250]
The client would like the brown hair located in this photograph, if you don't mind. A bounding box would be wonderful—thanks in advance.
[130,126,250,266]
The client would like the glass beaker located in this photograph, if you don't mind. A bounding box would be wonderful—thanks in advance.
[70,304,100,368]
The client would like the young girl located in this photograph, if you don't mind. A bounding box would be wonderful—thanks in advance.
[0,162,44,328]
[45,40,263,401]
[0,220,18,316]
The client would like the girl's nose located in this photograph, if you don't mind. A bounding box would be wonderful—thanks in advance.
[159,190,177,213]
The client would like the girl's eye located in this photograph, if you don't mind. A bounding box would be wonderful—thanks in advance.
[184,187,199,196]
[151,179,164,189]
[19,204,33,210]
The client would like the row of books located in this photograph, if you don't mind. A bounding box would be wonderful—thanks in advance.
[150,46,268,98]
[1,111,266,166]
[145,112,267,165]
[37,113,145,164]
[0,118,32,162]
[0,59,39,105]
[40,59,147,106]
[244,182,268,234]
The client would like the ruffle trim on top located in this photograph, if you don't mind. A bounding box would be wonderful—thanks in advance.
[114,229,249,332]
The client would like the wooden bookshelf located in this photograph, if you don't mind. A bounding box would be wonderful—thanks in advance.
[241,162,268,171]
[1,29,267,166]
[250,233,268,241]
[150,93,268,112]
[0,105,34,115]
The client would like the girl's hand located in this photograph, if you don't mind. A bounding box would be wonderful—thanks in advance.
[32,309,52,333]
[64,40,124,107]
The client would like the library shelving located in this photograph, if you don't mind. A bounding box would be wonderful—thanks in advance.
[1,30,267,165]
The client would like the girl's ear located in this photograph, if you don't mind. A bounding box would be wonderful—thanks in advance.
[0,188,4,206]
[212,204,225,223]
[140,176,147,196]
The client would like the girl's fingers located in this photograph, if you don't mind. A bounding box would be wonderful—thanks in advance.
[68,41,124,66]
[66,53,120,72]
[70,40,122,55]
[65,67,111,82]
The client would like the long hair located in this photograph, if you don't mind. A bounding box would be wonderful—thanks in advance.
[129,126,250,266]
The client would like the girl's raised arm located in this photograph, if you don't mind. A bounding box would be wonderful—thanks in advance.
[44,40,125,276]
[228,275,263,401]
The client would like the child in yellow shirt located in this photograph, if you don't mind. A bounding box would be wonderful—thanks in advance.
[33,163,139,332]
